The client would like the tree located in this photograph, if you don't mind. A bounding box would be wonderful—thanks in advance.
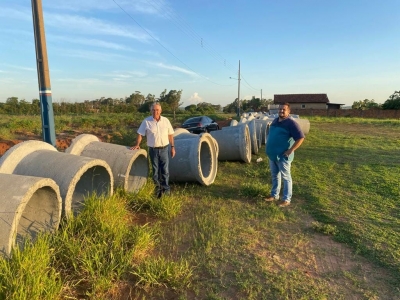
[382,91,400,110]
[164,90,183,120]
[185,104,197,113]
[352,99,380,110]
[223,100,238,113]
[126,91,145,107]
[6,97,19,114]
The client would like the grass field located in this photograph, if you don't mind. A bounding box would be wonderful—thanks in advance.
[0,116,399,299]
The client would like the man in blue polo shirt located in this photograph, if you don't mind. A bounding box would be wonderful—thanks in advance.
[265,103,305,207]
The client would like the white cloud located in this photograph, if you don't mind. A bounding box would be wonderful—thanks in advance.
[49,35,134,51]
[46,0,170,16]
[150,62,199,77]
[2,64,36,72]
[45,13,152,42]
[187,92,202,105]
[0,7,31,21]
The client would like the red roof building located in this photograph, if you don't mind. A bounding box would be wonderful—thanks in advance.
[273,94,345,109]
[274,94,329,109]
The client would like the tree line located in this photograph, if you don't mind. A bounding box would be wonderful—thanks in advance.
[352,91,400,110]
[2,90,399,116]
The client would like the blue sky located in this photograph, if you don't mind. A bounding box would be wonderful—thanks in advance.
[0,0,399,107]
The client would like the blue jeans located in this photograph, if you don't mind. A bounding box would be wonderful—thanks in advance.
[269,158,292,202]
[149,147,170,194]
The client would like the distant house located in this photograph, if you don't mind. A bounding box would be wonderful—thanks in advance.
[274,94,344,109]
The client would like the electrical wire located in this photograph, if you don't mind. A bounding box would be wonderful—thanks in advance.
[112,0,236,87]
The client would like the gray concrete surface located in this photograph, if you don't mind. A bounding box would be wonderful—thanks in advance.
[66,134,148,193]
[170,129,218,186]
[211,124,251,163]
[0,173,61,256]
[0,140,113,217]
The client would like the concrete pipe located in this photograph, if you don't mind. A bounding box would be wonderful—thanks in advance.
[230,119,238,126]
[245,120,258,155]
[254,121,263,148]
[239,117,247,123]
[211,124,251,163]
[0,173,61,256]
[294,118,310,135]
[170,130,218,185]
[66,134,148,193]
[0,140,113,217]
[255,119,272,145]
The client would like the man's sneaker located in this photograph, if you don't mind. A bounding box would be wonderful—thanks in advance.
[264,196,278,202]
[278,200,290,207]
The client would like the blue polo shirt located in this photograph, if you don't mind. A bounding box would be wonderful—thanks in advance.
[266,117,305,162]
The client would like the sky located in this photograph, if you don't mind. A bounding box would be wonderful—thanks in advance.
[0,0,399,108]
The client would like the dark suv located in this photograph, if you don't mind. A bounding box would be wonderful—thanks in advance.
[181,116,219,134]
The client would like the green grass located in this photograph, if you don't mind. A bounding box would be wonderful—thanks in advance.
[0,116,399,299]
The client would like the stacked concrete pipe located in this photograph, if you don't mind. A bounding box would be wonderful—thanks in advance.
[170,129,218,186]
[66,134,148,193]
[254,119,272,145]
[210,124,251,163]
[245,119,258,155]
[294,118,310,135]
[0,140,113,217]
[0,173,62,256]
[230,119,238,126]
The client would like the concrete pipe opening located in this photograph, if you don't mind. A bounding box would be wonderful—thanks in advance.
[171,132,218,185]
[0,140,113,217]
[0,174,61,256]
[66,134,148,193]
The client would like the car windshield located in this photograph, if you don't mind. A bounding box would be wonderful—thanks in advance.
[183,117,202,124]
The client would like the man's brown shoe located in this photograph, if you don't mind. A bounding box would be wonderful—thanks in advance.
[278,200,290,207]
[264,196,277,202]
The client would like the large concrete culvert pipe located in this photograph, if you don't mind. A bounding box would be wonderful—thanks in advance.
[210,124,252,163]
[254,119,273,145]
[0,141,113,217]
[294,118,310,135]
[66,134,148,193]
[245,119,259,155]
[169,129,218,186]
[0,173,61,256]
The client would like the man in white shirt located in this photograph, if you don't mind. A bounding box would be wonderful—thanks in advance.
[131,102,175,197]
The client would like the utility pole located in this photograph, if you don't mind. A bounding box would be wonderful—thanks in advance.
[31,0,56,146]
[237,60,241,117]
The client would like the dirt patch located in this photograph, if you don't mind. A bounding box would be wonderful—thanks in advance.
[290,206,398,299]
[0,138,74,157]
[216,118,233,128]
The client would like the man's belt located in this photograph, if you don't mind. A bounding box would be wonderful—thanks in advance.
[151,145,168,149]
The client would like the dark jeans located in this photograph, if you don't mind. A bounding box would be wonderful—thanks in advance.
[148,147,170,195]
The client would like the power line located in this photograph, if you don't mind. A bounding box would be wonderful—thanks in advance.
[142,0,262,91]
[112,0,235,87]
[144,0,237,72]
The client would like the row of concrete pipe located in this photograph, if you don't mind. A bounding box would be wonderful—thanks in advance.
[0,116,309,255]
[0,136,148,255]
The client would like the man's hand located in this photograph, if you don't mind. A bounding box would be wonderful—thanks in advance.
[130,145,140,150]
[171,147,176,158]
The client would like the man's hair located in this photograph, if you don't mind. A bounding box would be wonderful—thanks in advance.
[280,102,290,109]
[151,102,161,110]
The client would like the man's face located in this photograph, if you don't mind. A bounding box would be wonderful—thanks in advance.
[278,105,290,119]
[152,104,162,119]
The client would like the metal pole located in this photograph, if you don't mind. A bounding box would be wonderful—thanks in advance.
[237,60,241,117]
[31,0,56,146]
